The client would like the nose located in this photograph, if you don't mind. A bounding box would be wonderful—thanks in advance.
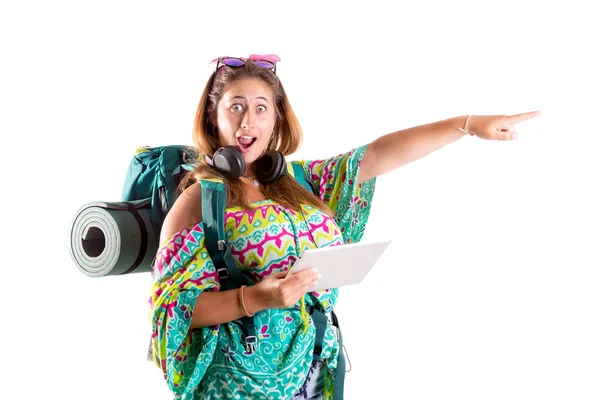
[240,110,255,131]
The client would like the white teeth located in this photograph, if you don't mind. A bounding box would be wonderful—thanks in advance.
[240,135,255,139]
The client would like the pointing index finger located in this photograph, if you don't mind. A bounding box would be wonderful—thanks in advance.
[509,110,541,123]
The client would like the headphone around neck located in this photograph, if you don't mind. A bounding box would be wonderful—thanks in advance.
[204,146,288,183]
[205,145,321,247]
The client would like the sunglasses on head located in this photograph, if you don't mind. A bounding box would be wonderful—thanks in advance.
[211,54,280,75]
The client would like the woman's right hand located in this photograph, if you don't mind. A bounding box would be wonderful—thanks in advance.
[246,268,320,312]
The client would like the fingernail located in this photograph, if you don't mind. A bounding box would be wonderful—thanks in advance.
[317,274,322,280]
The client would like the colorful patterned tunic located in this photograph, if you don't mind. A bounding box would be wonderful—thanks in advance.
[149,145,377,399]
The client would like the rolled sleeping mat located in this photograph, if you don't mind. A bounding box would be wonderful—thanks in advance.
[69,199,158,277]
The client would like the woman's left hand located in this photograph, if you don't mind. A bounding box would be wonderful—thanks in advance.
[469,111,541,140]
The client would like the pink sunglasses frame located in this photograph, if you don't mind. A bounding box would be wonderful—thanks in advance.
[210,54,281,74]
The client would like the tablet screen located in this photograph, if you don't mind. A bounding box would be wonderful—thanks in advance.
[286,239,392,291]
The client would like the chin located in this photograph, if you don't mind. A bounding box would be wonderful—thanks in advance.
[242,153,259,164]
[237,147,258,162]
[242,145,267,163]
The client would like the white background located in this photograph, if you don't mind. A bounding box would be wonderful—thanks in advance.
[2,1,599,399]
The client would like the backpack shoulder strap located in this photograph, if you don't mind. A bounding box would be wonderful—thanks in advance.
[198,178,226,250]
[198,178,257,353]
[198,178,245,291]
[287,161,318,196]
[287,161,346,398]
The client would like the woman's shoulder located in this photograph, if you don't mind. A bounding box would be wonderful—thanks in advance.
[160,183,203,244]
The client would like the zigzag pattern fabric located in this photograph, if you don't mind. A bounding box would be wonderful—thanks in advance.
[149,145,376,399]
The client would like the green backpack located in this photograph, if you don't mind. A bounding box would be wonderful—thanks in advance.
[122,145,198,234]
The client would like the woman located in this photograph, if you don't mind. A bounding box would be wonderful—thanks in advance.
[149,54,539,399]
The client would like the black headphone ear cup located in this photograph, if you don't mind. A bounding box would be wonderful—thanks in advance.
[210,146,246,180]
[255,150,287,184]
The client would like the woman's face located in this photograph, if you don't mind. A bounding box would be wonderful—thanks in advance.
[213,77,277,167]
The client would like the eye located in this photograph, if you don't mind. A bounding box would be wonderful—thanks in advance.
[231,104,244,112]
[257,105,267,113]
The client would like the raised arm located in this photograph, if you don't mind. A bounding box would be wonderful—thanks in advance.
[358,111,541,183]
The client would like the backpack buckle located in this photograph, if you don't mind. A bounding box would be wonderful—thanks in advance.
[217,268,230,280]
[245,336,258,354]
[218,240,225,251]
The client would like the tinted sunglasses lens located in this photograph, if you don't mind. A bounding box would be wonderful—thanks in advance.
[253,60,275,69]
[221,58,245,67]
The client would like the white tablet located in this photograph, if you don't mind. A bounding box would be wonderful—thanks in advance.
[286,239,393,291]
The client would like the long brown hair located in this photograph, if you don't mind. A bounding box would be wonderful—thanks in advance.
[179,61,333,216]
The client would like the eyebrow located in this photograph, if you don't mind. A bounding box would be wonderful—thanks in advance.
[230,95,271,104]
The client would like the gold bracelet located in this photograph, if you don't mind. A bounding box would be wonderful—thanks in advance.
[239,285,254,317]
[458,115,475,136]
